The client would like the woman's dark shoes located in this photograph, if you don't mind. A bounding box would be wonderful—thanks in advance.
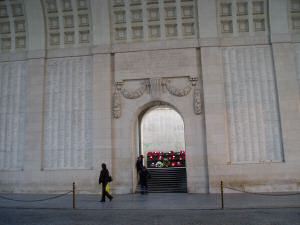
[109,196,113,201]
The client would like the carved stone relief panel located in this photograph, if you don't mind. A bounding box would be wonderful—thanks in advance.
[132,26,143,39]
[148,25,160,38]
[114,10,126,24]
[289,0,300,31]
[131,9,143,22]
[79,30,89,43]
[0,61,27,170]
[0,5,8,18]
[78,14,89,27]
[115,27,127,40]
[64,31,75,44]
[14,20,25,33]
[182,22,194,36]
[237,2,248,15]
[63,15,74,28]
[223,46,283,163]
[111,0,197,42]
[115,48,199,81]
[77,0,88,10]
[0,0,26,52]
[43,0,91,48]
[15,36,25,48]
[238,19,249,32]
[148,8,159,21]
[217,0,268,37]
[112,76,202,118]
[165,24,177,37]
[0,22,10,34]
[50,32,60,46]
[44,56,93,169]
[221,20,233,33]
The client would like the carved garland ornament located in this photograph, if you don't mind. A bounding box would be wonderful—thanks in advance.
[192,79,202,115]
[121,81,148,99]
[112,77,202,119]
[164,79,192,97]
[112,82,122,119]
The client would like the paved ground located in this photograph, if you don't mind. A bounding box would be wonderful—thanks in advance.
[0,193,299,225]
[1,207,300,225]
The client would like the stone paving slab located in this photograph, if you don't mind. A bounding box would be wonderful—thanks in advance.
[0,193,299,210]
[0,207,300,225]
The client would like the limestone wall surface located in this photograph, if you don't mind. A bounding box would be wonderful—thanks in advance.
[223,46,283,163]
[0,61,27,170]
[0,0,299,194]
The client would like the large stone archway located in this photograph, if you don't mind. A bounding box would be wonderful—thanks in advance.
[139,104,185,158]
[111,77,208,194]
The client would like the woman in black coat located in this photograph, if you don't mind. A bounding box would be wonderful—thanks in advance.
[99,163,113,202]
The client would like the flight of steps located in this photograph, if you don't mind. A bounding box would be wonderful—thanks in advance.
[136,167,187,193]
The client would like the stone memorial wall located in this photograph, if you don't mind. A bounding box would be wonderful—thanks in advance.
[43,56,93,169]
[0,61,27,170]
[223,46,283,163]
[0,0,299,194]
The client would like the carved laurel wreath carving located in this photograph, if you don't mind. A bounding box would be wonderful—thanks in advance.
[164,79,192,97]
[121,82,147,99]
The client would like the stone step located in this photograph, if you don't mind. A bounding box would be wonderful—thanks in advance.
[136,168,187,193]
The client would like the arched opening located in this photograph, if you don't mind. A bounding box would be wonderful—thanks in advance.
[138,105,187,192]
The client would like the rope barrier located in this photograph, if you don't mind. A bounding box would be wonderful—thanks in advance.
[224,186,300,196]
[0,191,72,202]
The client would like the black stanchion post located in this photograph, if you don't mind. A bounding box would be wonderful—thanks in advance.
[221,181,224,209]
[73,182,76,209]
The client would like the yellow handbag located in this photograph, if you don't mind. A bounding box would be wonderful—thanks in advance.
[105,183,111,193]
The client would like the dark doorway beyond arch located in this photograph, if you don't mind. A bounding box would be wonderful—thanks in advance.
[138,105,187,193]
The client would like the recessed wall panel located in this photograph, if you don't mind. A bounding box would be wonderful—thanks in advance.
[44,56,93,169]
[0,61,27,170]
[223,46,283,163]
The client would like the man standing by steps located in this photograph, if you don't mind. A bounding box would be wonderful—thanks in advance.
[135,155,144,183]
[139,166,151,194]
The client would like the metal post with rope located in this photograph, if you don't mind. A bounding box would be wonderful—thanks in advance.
[220,181,300,209]
[224,185,300,196]
[0,182,76,208]
[0,191,72,202]
[220,180,224,209]
[73,182,76,209]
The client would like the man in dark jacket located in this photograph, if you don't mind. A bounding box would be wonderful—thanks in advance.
[99,163,113,202]
[135,155,144,183]
[139,166,150,194]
